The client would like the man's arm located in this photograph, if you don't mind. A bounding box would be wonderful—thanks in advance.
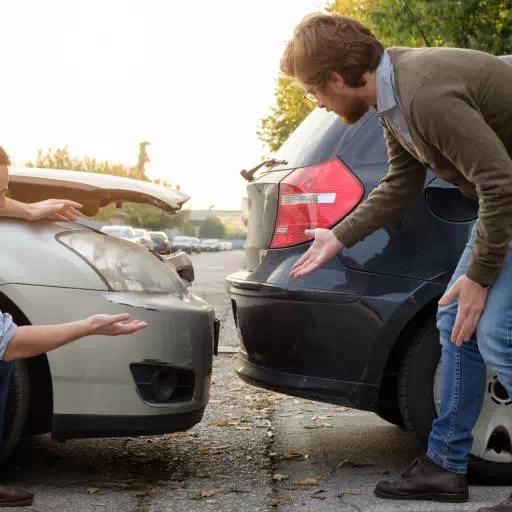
[333,123,427,247]
[2,314,147,361]
[411,87,512,286]
[290,125,426,278]
[0,197,83,222]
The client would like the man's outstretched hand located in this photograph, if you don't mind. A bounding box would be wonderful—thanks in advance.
[289,228,344,279]
[27,199,83,221]
[87,313,148,336]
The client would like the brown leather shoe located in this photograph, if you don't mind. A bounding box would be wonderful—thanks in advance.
[0,485,34,507]
[478,494,512,511]
[374,456,468,503]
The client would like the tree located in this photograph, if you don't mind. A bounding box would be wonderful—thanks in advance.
[257,76,314,153]
[258,0,512,152]
[199,217,226,239]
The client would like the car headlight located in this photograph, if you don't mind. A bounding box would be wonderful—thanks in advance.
[58,231,188,294]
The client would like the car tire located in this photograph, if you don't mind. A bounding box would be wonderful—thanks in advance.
[375,408,405,429]
[398,317,512,484]
[0,360,30,464]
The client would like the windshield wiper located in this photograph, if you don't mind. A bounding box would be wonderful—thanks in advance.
[240,158,288,182]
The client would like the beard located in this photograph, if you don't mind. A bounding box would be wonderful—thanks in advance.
[337,96,369,125]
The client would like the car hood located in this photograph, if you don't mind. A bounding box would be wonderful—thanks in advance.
[8,167,190,216]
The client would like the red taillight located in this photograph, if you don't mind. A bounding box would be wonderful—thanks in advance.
[270,158,364,249]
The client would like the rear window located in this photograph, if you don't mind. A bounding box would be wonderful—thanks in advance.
[272,109,377,169]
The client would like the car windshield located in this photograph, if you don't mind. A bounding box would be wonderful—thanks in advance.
[174,237,189,242]
[150,234,166,241]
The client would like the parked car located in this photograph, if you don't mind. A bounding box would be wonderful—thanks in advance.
[133,228,155,251]
[226,56,512,485]
[220,241,233,251]
[172,236,194,254]
[100,225,139,244]
[190,237,202,254]
[149,231,172,255]
[0,167,219,463]
[201,239,221,252]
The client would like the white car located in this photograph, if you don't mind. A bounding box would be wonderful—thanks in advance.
[0,167,218,461]
[100,225,139,244]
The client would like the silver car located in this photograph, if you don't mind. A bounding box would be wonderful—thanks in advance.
[0,167,218,461]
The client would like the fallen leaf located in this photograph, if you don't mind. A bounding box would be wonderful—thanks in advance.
[297,478,319,487]
[102,482,132,490]
[312,494,327,500]
[197,446,210,453]
[200,489,218,498]
[283,451,305,461]
[87,488,101,495]
[210,419,231,427]
[255,398,273,410]
[321,423,333,428]
[134,491,149,498]
[337,459,375,469]
[273,473,289,482]
[318,415,332,420]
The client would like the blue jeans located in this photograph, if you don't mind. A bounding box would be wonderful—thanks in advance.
[427,223,512,473]
[0,361,12,442]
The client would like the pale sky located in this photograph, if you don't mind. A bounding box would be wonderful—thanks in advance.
[1,0,324,210]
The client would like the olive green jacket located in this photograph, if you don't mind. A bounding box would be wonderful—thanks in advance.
[333,47,512,286]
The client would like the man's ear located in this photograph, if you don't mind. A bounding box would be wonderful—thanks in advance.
[331,72,346,89]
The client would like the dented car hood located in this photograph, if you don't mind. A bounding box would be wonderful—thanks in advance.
[8,167,189,216]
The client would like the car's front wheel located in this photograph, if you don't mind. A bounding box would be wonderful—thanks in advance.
[399,318,512,484]
[0,360,30,464]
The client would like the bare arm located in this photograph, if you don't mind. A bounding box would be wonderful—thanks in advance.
[333,123,426,247]
[2,314,147,361]
[0,197,83,221]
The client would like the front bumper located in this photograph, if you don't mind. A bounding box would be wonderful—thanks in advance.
[2,284,216,437]
[52,407,206,441]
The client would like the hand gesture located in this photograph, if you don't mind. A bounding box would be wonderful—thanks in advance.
[438,275,488,346]
[289,228,344,279]
[27,199,83,221]
[87,313,148,336]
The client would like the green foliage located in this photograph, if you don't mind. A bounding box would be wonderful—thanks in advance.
[199,217,226,239]
[328,0,512,53]
[182,221,197,236]
[258,76,314,154]
[259,0,512,152]
[25,145,151,181]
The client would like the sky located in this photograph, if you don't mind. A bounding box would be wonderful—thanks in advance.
[1,0,324,210]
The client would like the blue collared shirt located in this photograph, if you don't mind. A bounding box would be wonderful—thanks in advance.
[375,51,418,157]
[0,313,16,359]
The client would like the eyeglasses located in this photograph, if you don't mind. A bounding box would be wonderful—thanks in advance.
[303,87,318,104]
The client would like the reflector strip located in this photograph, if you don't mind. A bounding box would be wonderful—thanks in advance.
[281,192,336,205]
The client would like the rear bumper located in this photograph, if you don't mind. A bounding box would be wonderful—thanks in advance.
[234,353,379,410]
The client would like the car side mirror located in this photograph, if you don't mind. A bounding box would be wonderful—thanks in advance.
[424,178,478,223]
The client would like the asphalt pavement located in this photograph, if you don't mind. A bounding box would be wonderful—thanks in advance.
[2,250,510,511]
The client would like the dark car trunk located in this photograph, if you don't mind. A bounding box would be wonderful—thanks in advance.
[244,109,382,271]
